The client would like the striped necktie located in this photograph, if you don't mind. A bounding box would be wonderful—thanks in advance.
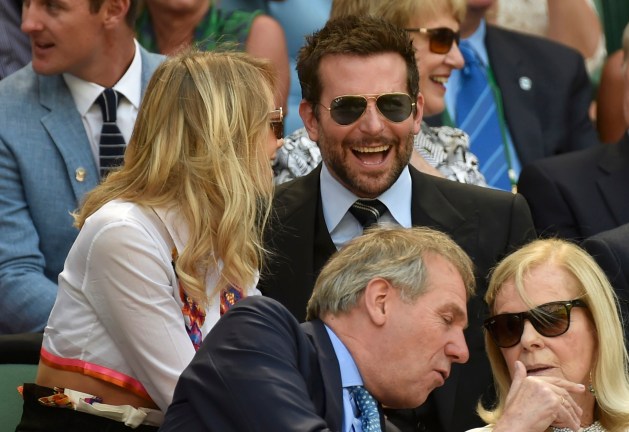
[349,199,388,229]
[456,41,511,190]
[96,88,126,178]
[349,386,381,432]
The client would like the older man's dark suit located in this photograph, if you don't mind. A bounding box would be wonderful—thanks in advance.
[160,296,388,431]
[428,25,598,165]
[258,164,535,432]
[582,224,629,338]
[518,133,629,241]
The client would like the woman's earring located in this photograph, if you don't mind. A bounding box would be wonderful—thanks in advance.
[589,371,596,395]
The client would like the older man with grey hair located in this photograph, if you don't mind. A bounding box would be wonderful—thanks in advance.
[161,226,475,431]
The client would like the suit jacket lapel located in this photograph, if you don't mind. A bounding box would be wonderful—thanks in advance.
[486,25,543,164]
[597,134,629,226]
[39,74,99,201]
[301,320,344,431]
[408,167,472,430]
[409,167,465,231]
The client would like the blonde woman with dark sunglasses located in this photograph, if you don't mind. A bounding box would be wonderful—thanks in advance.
[468,239,629,432]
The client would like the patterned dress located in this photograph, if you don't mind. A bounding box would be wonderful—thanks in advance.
[136,3,261,53]
[273,123,487,187]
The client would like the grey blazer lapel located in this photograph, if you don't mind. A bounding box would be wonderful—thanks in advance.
[138,47,164,94]
[38,74,99,200]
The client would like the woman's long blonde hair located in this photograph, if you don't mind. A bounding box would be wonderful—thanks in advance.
[75,49,276,305]
[480,239,629,431]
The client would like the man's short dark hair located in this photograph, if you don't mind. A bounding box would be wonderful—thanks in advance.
[296,15,420,113]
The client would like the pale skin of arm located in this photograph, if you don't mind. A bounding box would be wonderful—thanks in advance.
[246,14,290,113]
[492,361,586,432]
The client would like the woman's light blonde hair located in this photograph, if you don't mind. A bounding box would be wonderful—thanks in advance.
[479,239,629,431]
[330,0,466,26]
[75,49,276,305]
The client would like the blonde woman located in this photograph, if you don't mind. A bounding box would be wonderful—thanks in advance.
[18,50,282,431]
[469,239,629,432]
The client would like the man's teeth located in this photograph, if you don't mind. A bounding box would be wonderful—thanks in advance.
[431,76,448,84]
[353,145,390,153]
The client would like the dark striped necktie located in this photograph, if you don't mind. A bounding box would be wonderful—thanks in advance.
[349,199,388,229]
[96,88,126,178]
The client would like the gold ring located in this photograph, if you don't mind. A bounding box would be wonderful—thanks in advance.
[560,396,565,406]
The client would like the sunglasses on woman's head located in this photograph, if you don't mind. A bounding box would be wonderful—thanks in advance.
[269,107,283,139]
[404,27,461,54]
[318,93,416,126]
[483,299,587,348]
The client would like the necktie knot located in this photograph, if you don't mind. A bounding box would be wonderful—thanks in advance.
[349,386,381,432]
[349,199,388,229]
[96,88,121,123]
[459,41,481,76]
[96,88,126,178]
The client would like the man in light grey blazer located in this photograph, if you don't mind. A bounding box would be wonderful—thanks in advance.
[0,0,163,333]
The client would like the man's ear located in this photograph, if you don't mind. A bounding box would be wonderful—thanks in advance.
[412,92,424,135]
[102,0,130,28]
[362,278,393,327]
[299,99,320,142]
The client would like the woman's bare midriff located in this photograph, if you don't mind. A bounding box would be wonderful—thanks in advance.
[36,362,159,410]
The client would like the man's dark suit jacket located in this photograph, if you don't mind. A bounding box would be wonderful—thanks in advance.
[258,164,535,432]
[160,296,388,431]
[427,24,598,166]
[582,223,629,338]
[518,133,629,241]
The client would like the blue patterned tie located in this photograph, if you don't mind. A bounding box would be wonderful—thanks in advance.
[96,88,126,178]
[456,41,511,190]
[349,386,381,432]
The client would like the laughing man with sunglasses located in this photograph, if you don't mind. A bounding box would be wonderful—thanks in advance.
[258,15,537,432]
[468,239,629,432]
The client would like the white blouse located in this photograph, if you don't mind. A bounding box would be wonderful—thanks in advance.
[42,200,260,412]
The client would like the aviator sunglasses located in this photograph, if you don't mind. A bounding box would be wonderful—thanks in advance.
[483,299,587,348]
[405,27,461,54]
[269,107,284,139]
[319,93,416,126]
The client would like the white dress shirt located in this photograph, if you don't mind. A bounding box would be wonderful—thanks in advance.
[63,40,143,168]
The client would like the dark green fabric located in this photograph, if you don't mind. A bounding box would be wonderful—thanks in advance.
[136,3,262,53]
[599,0,629,52]
[0,364,37,431]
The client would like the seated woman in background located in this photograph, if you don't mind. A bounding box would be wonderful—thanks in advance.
[136,0,290,111]
[468,239,629,432]
[274,0,487,187]
[16,49,282,431]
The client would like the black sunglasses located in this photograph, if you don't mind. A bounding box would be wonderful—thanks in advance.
[405,27,461,54]
[319,93,416,126]
[484,299,587,348]
[269,107,283,139]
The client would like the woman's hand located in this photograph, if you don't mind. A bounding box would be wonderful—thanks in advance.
[493,361,586,432]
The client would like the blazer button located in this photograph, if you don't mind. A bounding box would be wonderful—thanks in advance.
[75,167,86,182]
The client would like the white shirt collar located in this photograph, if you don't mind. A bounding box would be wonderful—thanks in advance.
[63,39,143,116]
[320,162,413,235]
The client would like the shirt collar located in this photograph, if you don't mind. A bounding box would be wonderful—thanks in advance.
[63,39,143,116]
[324,324,363,388]
[464,19,489,67]
[320,162,413,232]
